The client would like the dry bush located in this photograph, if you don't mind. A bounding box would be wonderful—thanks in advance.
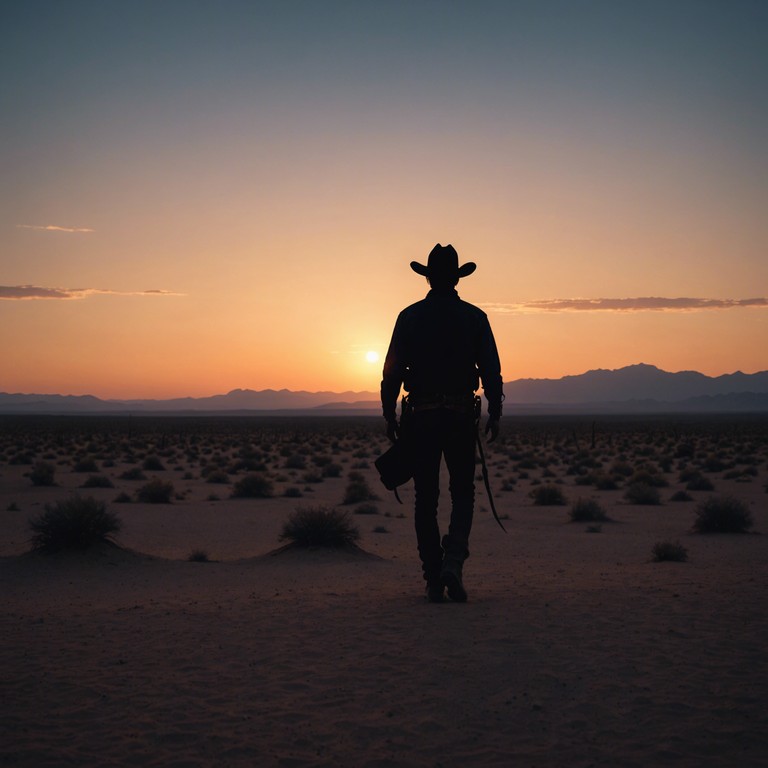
[569,498,608,522]
[29,495,121,552]
[530,484,567,506]
[231,473,273,498]
[343,472,378,504]
[29,461,56,487]
[279,505,360,548]
[137,478,175,503]
[624,482,661,505]
[652,540,688,562]
[693,495,753,533]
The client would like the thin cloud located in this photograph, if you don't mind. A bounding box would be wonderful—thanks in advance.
[481,297,768,314]
[0,285,184,300]
[17,224,95,233]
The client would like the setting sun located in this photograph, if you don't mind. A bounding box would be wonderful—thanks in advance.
[365,351,380,364]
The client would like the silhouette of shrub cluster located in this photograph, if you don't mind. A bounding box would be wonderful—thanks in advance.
[30,461,56,487]
[29,495,122,552]
[231,473,273,498]
[652,540,688,562]
[137,478,174,503]
[343,471,377,504]
[693,495,753,533]
[530,484,567,506]
[279,505,360,548]
[624,482,661,505]
[569,498,608,522]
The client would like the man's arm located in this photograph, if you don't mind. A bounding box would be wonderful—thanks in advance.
[381,314,407,438]
[477,315,503,442]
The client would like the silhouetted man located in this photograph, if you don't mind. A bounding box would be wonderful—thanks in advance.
[381,244,503,602]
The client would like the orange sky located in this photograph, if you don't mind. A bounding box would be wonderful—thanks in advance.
[2,2,767,398]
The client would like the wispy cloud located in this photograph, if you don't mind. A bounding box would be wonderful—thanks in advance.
[481,297,768,314]
[0,285,184,301]
[17,224,95,233]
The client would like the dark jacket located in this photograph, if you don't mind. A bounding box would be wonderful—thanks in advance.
[381,288,503,422]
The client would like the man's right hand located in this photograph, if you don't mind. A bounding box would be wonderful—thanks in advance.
[485,418,499,443]
[386,419,399,443]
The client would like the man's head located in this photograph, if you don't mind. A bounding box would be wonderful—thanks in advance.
[410,244,476,289]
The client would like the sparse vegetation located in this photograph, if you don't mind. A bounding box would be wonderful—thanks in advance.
[693,495,753,534]
[343,471,378,504]
[624,482,661,505]
[231,473,273,498]
[279,505,360,548]
[569,498,609,522]
[29,495,122,552]
[530,484,567,506]
[30,461,56,487]
[652,540,688,562]
[137,478,175,503]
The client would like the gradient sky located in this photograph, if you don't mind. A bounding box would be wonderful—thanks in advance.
[2,0,767,398]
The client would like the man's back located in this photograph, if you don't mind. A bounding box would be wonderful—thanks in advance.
[381,287,502,419]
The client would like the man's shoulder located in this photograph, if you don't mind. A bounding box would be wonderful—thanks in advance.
[397,295,488,322]
[456,297,488,319]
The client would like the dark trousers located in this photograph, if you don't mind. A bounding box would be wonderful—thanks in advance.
[405,408,476,580]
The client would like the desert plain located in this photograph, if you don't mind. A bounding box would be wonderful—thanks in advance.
[1,413,767,767]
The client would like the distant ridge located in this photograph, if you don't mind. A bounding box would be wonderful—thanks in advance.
[2,364,768,414]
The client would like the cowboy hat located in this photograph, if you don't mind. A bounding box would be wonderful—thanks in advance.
[410,243,476,279]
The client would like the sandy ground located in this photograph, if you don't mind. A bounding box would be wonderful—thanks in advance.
[1,416,767,767]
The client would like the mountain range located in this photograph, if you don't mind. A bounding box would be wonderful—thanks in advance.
[2,364,768,415]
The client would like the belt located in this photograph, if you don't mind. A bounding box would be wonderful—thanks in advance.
[405,393,478,414]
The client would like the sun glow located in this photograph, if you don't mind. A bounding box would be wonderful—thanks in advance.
[365,350,380,364]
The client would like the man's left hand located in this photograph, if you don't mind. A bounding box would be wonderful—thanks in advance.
[485,418,499,443]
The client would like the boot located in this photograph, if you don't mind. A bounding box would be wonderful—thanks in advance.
[440,536,468,603]
[425,577,445,603]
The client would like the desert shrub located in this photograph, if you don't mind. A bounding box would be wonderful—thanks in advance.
[205,470,229,484]
[354,503,379,515]
[610,461,634,478]
[72,457,99,473]
[7,502,20,511]
[283,486,303,498]
[693,495,753,533]
[279,505,360,548]
[372,525,389,534]
[624,482,661,505]
[302,471,323,484]
[188,549,210,562]
[669,490,693,502]
[120,467,147,481]
[652,540,688,562]
[29,495,121,552]
[686,474,714,491]
[569,498,608,522]
[285,454,306,470]
[321,462,343,478]
[142,455,165,471]
[594,475,619,491]
[343,472,378,504]
[702,455,729,473]
[628,469,668,488]
[137,478,174,503]
[530,484,567,506]
[113,492,132,503]
[81,474,114,488]
[30,461,56,487]
[231,473,273,498]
